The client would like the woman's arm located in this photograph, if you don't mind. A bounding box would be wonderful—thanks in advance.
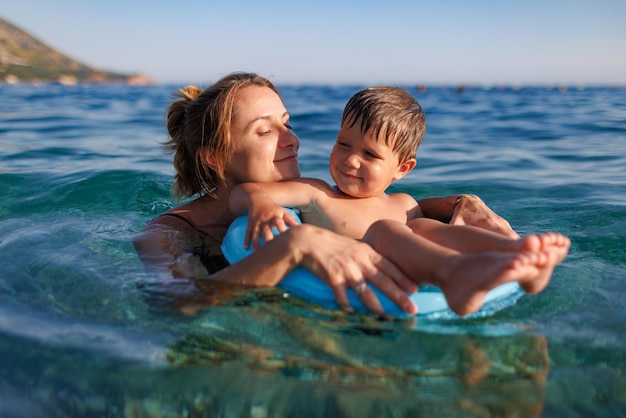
[417,194,519,238]
[217,223,417,314]
[134,219,417,315]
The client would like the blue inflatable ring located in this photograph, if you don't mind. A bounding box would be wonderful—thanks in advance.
[221,208,523,319]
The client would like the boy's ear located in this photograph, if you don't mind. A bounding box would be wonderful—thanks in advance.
[393,158,417,180]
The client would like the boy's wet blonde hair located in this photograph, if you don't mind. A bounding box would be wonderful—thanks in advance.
[341,86,426,163]
[165,72,280,200]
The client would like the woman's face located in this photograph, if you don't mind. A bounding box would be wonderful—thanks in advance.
[228,85,301,185]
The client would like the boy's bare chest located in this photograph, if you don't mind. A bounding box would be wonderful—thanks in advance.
[301,195,410,239]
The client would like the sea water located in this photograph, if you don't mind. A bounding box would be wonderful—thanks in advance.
[0,83,625,417]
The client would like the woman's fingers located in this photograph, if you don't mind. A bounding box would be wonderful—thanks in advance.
[365,259,418,315]
[306,244,383,314]
[295,225,417,315]
[325,249,415,315]
[374,256,418,294]
[330,284,353,313]
[329,279,384,314]
[355,282,386,314]
[451,195,520,239]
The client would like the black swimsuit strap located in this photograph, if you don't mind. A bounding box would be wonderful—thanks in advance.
[157,213,230,273]
[159,213,204,233]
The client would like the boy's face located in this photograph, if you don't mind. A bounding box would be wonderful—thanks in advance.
[329,120,415,198]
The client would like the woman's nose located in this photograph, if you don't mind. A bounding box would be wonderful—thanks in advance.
[279,128,300,148]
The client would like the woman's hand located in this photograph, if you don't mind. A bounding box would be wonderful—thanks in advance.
[291,225,418,315]
[450,194,519,239]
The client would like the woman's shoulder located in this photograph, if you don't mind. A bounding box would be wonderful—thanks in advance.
[152,212,198,231]
[135,201,230,277]
[137,206,202,249]
[148,198,219,230]
[138,198,221,245]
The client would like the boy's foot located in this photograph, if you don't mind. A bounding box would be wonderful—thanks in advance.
[517,233,570,293]
[439,251,554,316]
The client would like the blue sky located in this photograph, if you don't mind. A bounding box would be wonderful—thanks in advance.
[2,0,625,85]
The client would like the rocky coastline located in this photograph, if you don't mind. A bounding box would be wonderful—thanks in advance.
[0,17,154,85]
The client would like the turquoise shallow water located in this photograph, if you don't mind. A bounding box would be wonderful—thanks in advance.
[0,84,625,417]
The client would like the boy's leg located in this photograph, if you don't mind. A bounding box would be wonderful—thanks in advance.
[407,218,570,268]
[362,219,558,316]
[407,217,521,253]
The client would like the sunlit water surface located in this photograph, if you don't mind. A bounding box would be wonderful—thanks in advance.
[1,84,625,417]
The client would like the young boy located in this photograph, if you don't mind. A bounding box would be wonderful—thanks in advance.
[229,86,570,316]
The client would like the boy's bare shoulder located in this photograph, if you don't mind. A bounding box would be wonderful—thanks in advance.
[389,191,418,206]
[389,192,425,219]
[389,192,421,215]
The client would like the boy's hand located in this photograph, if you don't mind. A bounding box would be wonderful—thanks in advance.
[245,202,300,250]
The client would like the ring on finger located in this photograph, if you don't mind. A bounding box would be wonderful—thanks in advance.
[354,281,368,295]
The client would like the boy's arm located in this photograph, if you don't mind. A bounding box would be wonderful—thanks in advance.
[229,180,321,215]
[229,179,328,249]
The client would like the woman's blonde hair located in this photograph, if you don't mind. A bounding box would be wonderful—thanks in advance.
[165,72,280,200]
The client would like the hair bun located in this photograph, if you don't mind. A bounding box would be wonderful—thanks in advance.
[178,85,202,101]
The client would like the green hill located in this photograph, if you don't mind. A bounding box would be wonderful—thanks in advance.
[0,17,152,84]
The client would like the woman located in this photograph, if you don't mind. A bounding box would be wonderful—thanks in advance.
[133,72,518,315]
